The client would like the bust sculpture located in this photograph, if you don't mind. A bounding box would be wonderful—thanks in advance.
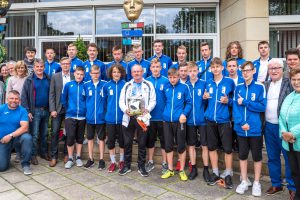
[123,0,144,22]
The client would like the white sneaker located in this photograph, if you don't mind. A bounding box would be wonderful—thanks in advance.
[236,180,249,194]
[239,176,252,187]
[252,181,262,197]
[65,159,74,169]
[76,157,83,167]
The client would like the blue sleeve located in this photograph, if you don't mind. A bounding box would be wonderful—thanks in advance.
[168,58,173,68]
[232,88,247,126]
[20,107,29,122]
[242,85,266,112]
[228,80,235,107]
[101,63,106,80]
[183,86,192,116]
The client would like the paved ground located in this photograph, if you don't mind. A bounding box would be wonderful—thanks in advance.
[0,155,289,200]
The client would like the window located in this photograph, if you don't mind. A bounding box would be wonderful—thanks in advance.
[269,0,300,15]
[7,13,35,37]
[4,39,35,61]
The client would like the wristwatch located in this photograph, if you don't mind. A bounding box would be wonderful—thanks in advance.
[9,133,14,138]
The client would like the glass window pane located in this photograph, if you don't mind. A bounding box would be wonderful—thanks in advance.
[39,10,93,36]
[269,0,300,15]
[4,39,35,61]
[96,8,154,35]
[7,14,35,37]
[156,7,216,33]
[12,0,36,2]
[159,39,213,61]
[95,36,153,62]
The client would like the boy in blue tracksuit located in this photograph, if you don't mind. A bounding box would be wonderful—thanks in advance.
[186,61,209,181]
[127,45,151,81]
[61,66,86,169]
[252,41,271,82]
[83,43,106,82]
[148,39,173,77]
[161,68,192,181]
[196,42,213,81]
[44,48,61,78]
[233,61,266,197]
[83,65,107,170]
[67,43,84,73]
[105,46,127,81]
[102,63,126,173]
[171,45,187,69]
[203,57,235,188]
[145,58,169,173]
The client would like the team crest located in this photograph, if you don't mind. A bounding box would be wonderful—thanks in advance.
[73,65,76,70]
[163,63,167,69]
[209,87,213,94]
[251,93,256,101]
[221,86,226,94]
[89,90,92,96]
[82,90,85,96]
[198,89,202,96]
[199,67,202,72]
[177,92,182,99]
[160,84,164,90]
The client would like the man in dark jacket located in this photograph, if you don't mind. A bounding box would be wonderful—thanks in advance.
[21,58,51,165]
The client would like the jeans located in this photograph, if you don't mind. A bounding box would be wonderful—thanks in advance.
[31,108,50,156]
[50,113,67,159]
[264,122,295,191]
[0,133,32,171]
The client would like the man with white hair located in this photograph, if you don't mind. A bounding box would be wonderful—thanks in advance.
[264,58,296,196]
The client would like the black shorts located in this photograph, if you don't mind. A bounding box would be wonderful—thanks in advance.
[206,121,232,154]
[86,124,106,140]
[147,121,164,149]
[187,125,207,146]
[163,122,186,154]
[65,118,86,146]
[106,124,124,149]
[238,135,262,162]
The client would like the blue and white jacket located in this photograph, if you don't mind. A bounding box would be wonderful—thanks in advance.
[253,57,271,81]
[186,79,207,126]
[61,80,86,119]
[83,59,106,82]
[102,79,126,124]
[162,82,192,123]
[127,59,151,81]
[196,57,213,81]
[70,57,84,73]
[222,58,246,77]
[204,77,235,123]
[146,75,169,121]
[105,60,127,81]
[44,60,61,78]
[148,54,173,77]
[233,80,266,137]
[84,80,107,124]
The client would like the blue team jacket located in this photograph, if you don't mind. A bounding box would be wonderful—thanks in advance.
[44,60,61,78]
[186,79,207,126]
[233,80,266,137]
[105,60,127,81]
[61,80,86,119]
[127,59,151,81]
[83,59,106,82]
[102,79,126,124]
[253,57,272,81]
[204,77,235,123]
[196,57,213,81]
[70,57,84,73]
[146,75,169,121]
[162,82,192,123]
[148,54,173,77]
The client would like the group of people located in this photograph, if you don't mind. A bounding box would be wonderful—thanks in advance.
[0,39,300,199]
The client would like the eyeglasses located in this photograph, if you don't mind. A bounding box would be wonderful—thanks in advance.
[268,67,282,71]
[241,69,253,73]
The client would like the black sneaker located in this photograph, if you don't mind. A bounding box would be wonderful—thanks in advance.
[98,159,105,170]
[138,166,149,177]
[119,166,131,176]
[207,173,221,186]
[84,159,94,168]
[224,175,233,189]
[203,168,211,183]
[188,167,198,180]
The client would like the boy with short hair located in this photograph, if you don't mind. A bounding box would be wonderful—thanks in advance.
[172,45,187,69]
[23,46,37,75]
[44,48,61,78]
[196,42,213,81]
[67,43,84,73]
[105,46,127,81]
[161,68,192,181]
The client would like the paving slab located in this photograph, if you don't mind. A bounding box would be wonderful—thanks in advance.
[0,177,14,192]
[14,179,47,195]
[1,171,30,184]
[157,192,193,200]
[27,189,64,200]
[55,184,101,200]
[0,189,28,200]
[50,161,85,175]
[67,170,110,188]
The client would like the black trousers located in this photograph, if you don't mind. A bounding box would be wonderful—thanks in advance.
[122,117,147,168]
[287,144,300,200]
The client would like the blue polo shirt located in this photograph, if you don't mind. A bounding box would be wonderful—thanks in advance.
[33,74,50,107]
[0,104,28,139]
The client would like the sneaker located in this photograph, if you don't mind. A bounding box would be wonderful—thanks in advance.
[188,167,198,180]
[84,159,94,168]
[239,176,252,187]
[23,166,32,175]
[75,157,83,167]
[119,166,131,176]
[220,170,233,179]
[15,153,21,163]
[65,159,74,169]
[188,161,192,172]
[236,180,249,194]
[83,138,88,145]
[207,173,221,186]
[161,169,175,179]
[31,156,38,165]
[118,161,125,172]
[145,161,155,172]
[175,160,181,171]
[98,159,105,170]
[203,168,211,183]
[224,175,233,189]
[252,181,262,197]
[108,162,116,173]
[179,170,188,181]
[138,166,149,177]
[161,162,168,174]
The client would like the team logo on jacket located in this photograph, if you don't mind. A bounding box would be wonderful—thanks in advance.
[110,89,113,95]
[82,90,85,96]
[163,63,166,69]
[199,67,202,72]
[251,93,256,101]
[198,89,202,96]
[160,84,164,90]
[143,68,146,73]
[209,87,213,94]
[73,65,76,70]
[86,67,89,72]
[221,86,226,94]
[177,92,182,99]
[89,90,92,96]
